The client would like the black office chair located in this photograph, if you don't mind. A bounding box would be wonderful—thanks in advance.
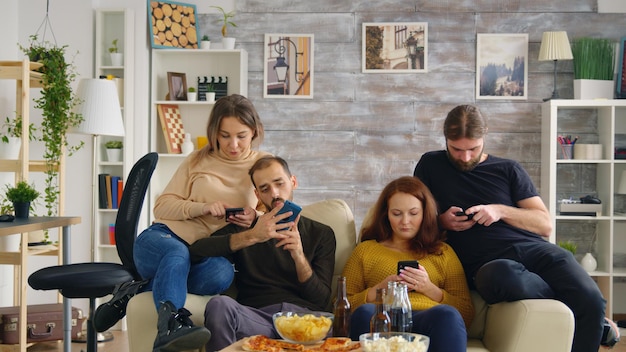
[28,152,158,352]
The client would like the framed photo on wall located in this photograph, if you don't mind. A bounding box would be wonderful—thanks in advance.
[263,34,314,99]
[617,37,626,99]
[362,22,428,73]
[476,33,528,100]
[167,72,187,101]
[149,0,198,49]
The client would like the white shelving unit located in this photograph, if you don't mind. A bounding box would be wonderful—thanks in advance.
[148,49,248,223]
[93,8,134,264]
[540,99,626,321]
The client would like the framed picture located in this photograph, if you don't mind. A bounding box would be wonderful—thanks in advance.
[362,22,428,73]
[156,104,185,154]
[167,72,187,101]
[149,0,198,49]
[617,37,626,99]
[476,33,528,100]
[263,34,314,99]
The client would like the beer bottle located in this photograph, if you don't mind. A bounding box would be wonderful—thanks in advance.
[332,276,351,337]
[369,288,391,333]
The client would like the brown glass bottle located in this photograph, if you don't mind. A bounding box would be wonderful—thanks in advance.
[369,287,391,333]
[332,276,351,337]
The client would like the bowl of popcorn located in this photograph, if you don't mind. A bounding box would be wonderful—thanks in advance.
[359,332,429,352]
[272,311,334,344]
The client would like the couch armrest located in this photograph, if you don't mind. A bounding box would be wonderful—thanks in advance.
[482,299,574,352]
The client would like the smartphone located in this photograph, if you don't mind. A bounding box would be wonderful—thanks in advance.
[397,260,419,275]
[276,200,302,224]
[225,207,244,222]
[455,211,474,220]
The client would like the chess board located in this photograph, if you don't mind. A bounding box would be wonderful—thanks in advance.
[157,104,185,153]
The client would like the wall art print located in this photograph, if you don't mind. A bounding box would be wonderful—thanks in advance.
[263,34,314,99]
[149,0,198,49]
[476,33,528,100]
[362,22,428,73]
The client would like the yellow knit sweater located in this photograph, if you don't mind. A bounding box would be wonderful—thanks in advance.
[342,240,474,327]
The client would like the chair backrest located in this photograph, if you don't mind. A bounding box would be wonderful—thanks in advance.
[115,152,158,279]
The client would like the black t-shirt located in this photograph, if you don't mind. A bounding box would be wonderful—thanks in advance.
[413,150,545,278]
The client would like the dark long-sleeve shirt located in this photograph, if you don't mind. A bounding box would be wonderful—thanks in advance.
[189,216,336,311]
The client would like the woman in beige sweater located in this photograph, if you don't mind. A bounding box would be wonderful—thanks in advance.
[134,94,271,352]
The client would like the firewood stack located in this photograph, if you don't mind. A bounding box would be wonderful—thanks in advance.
[150,1,198,48]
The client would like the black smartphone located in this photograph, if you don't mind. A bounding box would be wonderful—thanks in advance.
[276,200,302,224]
[455,211,474,220]
[225,207,244,222]
[397,260,419,275]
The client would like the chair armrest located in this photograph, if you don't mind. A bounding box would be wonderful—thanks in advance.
[482,299,574,352]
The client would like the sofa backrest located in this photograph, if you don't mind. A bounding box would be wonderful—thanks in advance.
[301,198,358,301]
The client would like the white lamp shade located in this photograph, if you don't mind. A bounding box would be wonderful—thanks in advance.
[618,170,626,194]
[70,79,125,137]
[538,31,573,61]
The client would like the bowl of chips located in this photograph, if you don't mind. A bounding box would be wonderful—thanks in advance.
[272,311,334,344]
[359,332,429,352]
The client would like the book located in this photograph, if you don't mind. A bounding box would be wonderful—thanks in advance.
[117,178,123,208]
[105,175,113,209]
[98,174,109,209]
[111,176,121,209]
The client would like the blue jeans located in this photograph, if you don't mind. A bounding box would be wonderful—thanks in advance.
[134,223,234,310]
[473,242,605,352]
[350,303,467,352]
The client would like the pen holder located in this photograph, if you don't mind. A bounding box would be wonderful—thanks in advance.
[559,144,574,160]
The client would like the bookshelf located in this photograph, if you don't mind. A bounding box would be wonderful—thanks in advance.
[148,48,248,223]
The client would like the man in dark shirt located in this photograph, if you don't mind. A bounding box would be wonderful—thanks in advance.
[189,156,336,351]
[413,105,618,351]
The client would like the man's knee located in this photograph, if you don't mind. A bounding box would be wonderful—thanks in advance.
[205,295,236,327]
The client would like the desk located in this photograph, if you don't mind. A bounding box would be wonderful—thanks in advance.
[0,216,81,352]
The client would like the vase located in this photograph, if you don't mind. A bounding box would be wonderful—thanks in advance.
[581,252,598,272]
[187,92,197,102]
[106,148,123,162]
[206,92,216,103]
[574,79,614,100]
[0,137,21,159]
[13,201,30,219]
[110,53,123,66]
[222,37,236,50]
[200,41,211,50]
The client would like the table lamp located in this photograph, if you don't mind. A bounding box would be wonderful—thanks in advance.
[70,78,124,342]
[538,31,573,101]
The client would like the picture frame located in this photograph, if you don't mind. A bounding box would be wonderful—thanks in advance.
[263,33,314,99]
[148,0,198,49]
[156,104,185,154]
[476,33,528,100]
[167,72,187,101]
[362,22,428,73]
[617,37,626,99]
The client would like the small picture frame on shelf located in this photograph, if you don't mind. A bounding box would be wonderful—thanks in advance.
[167,72,187,101]
[617,36,626,99]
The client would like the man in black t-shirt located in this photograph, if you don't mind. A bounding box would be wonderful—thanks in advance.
[414,105,619,351]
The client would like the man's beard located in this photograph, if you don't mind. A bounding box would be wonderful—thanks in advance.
[446,148,483,172]
[265,197,285,211]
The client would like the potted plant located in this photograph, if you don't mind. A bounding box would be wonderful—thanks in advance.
[205,82,216,103]
[109,39,123,66]
[187,86,197,102]
[4,180,40,219]
[0,115,37,159]
[19,35,84,218]
[105,140,123,162]
[571,37,615,99]
[211,6,237,49]
[200,35,211,50]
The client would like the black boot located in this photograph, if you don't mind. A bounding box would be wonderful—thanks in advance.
[94,279,149,332]
[152,301,211,352]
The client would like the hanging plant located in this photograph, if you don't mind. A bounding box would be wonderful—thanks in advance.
[19,35,84,217]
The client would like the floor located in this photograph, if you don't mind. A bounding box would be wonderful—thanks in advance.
[23,328,626,352]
